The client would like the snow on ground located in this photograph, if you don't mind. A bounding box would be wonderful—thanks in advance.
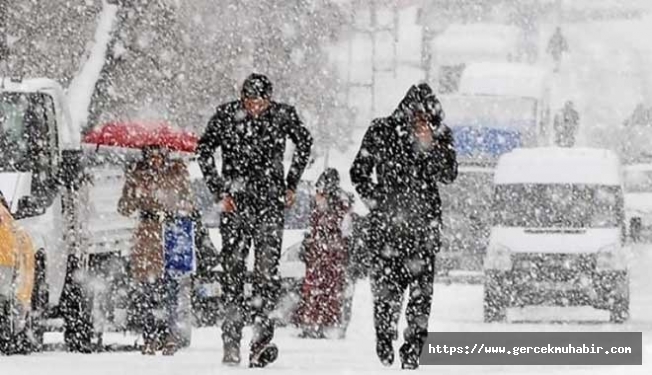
[1,242,651,374]
[66,0,119,132]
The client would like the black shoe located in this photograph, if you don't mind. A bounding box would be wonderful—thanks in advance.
[376,337,394,367]
[249,343,278,368]
[222,342,241,366]
[399,342,419,370]
[299,326,327,339]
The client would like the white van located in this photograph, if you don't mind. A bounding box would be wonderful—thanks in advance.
[483,148,630,323]
[437,63,552,270]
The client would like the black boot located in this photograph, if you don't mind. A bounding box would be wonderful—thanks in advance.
[399,342,420,370]
[249,342,278,368]
[376,335,394,367]
[222,341,241,366]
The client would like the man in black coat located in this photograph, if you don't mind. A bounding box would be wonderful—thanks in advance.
[350,83,457,369]
[197,73,313,367]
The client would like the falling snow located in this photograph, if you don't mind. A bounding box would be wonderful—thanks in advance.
[1,0,652,374]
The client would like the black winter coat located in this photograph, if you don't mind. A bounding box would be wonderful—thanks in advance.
[197,100,313,204]
[350,86,458,222]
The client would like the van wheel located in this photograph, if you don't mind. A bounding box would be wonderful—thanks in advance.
[483,294,506,323]
[0,299,11,354]
[610,298,629,323]
[483,274,507,323]
[0,297,33,355]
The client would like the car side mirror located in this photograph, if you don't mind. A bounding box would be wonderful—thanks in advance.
[13,196,46,220]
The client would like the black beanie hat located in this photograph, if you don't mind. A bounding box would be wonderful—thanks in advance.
[242,73,273,99]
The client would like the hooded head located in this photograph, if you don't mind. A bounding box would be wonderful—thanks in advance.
[393,82,444,126]
[316,168,341,197]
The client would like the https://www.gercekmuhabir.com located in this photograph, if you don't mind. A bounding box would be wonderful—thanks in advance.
[429,342,632,355]
[420,332,642,365]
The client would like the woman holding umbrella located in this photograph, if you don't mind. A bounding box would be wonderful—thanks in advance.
[117,145,195,355]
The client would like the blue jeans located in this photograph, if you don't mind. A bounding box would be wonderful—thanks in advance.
[135,273,180,343]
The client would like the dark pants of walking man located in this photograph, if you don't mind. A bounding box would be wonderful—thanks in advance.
[219,194,284,358]
[369,209,438,365]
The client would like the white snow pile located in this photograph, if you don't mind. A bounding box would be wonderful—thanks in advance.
[67,0,119,132]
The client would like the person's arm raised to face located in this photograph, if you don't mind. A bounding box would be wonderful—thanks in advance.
[420,123,458,185]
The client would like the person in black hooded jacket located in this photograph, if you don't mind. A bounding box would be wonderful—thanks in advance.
[196,73,313,367]
[350,83,457,369]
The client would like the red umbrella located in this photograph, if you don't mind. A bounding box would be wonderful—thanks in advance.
[83,121,198,153]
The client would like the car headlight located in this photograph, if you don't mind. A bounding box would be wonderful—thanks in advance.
[596,243,627,271]
[484,244,512,271]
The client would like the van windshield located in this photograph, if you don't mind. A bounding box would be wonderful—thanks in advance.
[493,184,622,228]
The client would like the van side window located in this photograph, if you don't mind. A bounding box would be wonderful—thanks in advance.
[24,94,57,208]
[42,94,60,169]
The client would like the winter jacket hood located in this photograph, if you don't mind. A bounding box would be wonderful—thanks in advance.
[350,83,458,219]
[391,83,445,130]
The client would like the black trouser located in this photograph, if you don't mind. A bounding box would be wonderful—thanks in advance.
[369,211,438,355]
[219,197,284,351]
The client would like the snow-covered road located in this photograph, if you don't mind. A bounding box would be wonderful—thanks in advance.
[2,243,650,375]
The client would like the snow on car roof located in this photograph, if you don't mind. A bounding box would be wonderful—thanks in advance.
[458,62,548,99]
[494,147,622,186]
